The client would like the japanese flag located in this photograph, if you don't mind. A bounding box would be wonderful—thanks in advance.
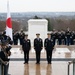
[6,0,13,40]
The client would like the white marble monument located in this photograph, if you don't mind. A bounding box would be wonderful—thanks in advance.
[28,19,48,44]
[28,19,48,52]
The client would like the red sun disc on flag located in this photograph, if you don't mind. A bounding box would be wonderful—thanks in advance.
[6,18,12,28]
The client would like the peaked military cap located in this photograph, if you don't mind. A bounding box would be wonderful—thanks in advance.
[47,33,51,35]
[36,33,40,35]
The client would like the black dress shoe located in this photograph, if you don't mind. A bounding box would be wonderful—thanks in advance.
[26,62,29,64]
[36,62,40,64]
[48,62,52,64]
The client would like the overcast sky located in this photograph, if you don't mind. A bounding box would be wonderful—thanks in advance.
[0,0,75,12]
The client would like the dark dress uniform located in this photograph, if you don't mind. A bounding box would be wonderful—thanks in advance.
[2,31,8,40]
[44,38,54,64]
[70,31,75,45]
[0,50,10,62]
[0,49,10,75]
[13,32,19,45]
[7,36,13,45]
[19,32,25,45]
[61,32,66,45]
[22,39,31,63]
[70,32,74,45]
[57,32,62,45]
[51,32,56,45]
[0,32,2,41]
[65,31,71,46]
[34,38,43,64]
[72,32,75,44]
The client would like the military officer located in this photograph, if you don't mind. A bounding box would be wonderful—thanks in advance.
[2,31,8,41]
[65,29,71,46]
[22,34,31,64]
[57,31,62,45]
[34,33,43,64]
[44,33,54,64]
[13,31,19,45]
[61,31,66,45]
[19,29,25,45]
[51,31,56,45]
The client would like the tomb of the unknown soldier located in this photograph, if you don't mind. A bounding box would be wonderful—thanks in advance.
[1,14,75,75]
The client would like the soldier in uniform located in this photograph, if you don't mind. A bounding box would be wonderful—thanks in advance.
[13,31,19,45]
[2,31,8,41]
[51,31,56,45]
[70,31,75,45]
[19,29,25,45]
[65,28,71,46]
[72,31,75,44]
[34,33,43,64]
[57,31,62,45]
[6,35,13,45]
[0,41,11,75]
[22,34,31,64]
[0,32,2,41]
[61,31,66,45]
[44,33,54,64]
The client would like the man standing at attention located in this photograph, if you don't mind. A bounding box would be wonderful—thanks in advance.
[22,34,31,64]
[44,33,54,64]
[34,33,43,64]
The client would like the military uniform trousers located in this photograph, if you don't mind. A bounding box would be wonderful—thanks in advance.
[46,50,52,63]
[24,51,29,63]
[35,50,41,63]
